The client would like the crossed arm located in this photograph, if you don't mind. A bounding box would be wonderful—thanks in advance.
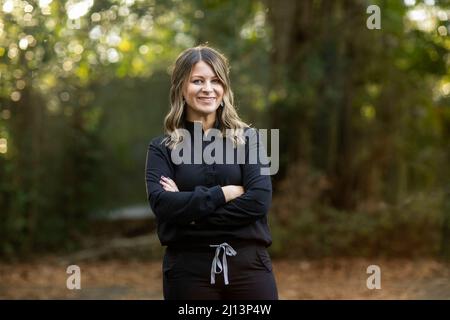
[160,176,244,203]
[145,131,272,227]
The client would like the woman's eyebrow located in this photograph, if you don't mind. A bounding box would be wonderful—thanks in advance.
[191,74,219,79]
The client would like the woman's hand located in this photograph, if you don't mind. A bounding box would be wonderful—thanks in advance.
[160,176,179,192]
[221,185,244,203]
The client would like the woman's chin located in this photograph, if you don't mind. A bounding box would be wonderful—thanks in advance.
[193,104,218,115]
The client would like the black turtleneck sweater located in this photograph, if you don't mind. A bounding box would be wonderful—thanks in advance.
[145,118,273,248]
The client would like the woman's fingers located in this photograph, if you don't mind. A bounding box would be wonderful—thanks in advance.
[159,179,172,191]
[161,176,173,188]
[160,178,174,191]
[165,177,178,190]
[160,176,179,192]
[221,185,245,202]
[165,176,179,191]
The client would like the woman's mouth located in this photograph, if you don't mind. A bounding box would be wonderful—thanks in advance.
[197,97,216,103]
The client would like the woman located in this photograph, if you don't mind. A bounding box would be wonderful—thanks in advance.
[145,45,278,300]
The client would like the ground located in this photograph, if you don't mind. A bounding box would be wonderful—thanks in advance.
[0,257,449,299]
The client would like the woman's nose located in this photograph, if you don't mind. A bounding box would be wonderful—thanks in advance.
[202,81,213,92]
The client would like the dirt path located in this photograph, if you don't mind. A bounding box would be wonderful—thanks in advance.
[0,258,448,299]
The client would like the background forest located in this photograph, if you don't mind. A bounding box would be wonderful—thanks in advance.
[0,0,449,262]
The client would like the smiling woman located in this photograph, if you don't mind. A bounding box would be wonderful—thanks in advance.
[145,45,278,300]
[162,45,249,149]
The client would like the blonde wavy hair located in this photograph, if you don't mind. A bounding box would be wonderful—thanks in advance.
[163,45,249,149]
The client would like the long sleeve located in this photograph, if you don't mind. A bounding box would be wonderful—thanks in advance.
[200,129,272,227]
[145,137,226,225]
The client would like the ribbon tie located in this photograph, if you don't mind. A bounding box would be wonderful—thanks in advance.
[209,242,237,285]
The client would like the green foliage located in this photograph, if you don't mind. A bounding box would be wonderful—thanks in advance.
[270,192,445,258]
[268,0,449,195]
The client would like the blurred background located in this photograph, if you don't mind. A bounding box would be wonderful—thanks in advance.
[0,0,449,299]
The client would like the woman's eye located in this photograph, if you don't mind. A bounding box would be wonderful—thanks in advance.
[192,79,220,85]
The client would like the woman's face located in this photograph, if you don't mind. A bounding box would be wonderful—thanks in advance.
[183,60,224,119]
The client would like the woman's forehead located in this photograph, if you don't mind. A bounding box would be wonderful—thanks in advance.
[189,61,217,78]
